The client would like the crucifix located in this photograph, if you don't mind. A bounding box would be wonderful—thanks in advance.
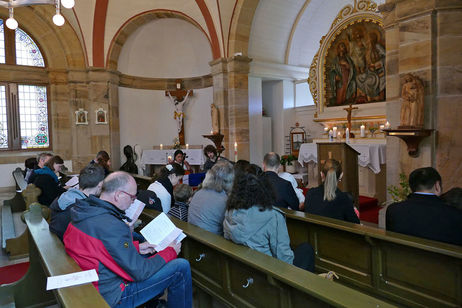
[343,103,358,138]
[165,79,193,145]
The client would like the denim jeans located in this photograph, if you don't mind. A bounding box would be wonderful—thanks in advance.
[115,258,192,308]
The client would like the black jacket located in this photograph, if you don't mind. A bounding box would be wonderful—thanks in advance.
[304,185,360,224]
[386,193,462,246]
[262,171,299,210]
[33,173,66,206]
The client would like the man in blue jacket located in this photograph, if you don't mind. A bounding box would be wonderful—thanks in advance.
[64,171,192,307]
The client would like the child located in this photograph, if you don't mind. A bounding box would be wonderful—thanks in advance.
[169,184,193,221]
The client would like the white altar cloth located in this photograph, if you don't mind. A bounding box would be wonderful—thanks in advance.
[141,149,205,166]
[298,142,386,174]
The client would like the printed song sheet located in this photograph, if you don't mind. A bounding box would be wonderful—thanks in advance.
[140,212,186,251]
[46,269,98,290]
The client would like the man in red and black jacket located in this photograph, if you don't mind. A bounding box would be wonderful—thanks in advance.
[64,171,192,307]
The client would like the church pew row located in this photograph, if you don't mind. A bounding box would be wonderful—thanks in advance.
[132,173,155,191]
[280,208,462,308]
[140,209,394,308]
[0,204,109,308]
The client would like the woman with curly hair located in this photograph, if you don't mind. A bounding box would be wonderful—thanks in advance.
[223,172,294,264]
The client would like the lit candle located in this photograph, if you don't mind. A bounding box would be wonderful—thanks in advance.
[337,131,342,138]
[211,130,213,134]
[324,127,329,132]
[234,142,238,162]
[186,144,189,149]
[333,127,337,138]
[346,128,350,143]
[385,121,390,128]
[379,125,385,130]
[360,125,365,138]
[160,144,163,150]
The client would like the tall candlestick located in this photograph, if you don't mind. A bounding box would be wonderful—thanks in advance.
[160,144,163,150]
[346,128,350,143]
[234,142,238,162]
[360,125,365,138]
[333,127,337,138]
[186,144,189,149]
[385,121,390,128]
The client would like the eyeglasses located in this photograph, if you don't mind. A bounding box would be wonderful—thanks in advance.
[119,190,137,202]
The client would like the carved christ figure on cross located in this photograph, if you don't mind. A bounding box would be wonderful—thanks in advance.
[168,89,191,133]
[344,103,358,136]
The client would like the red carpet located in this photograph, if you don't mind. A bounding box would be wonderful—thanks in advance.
[0,262,29,284]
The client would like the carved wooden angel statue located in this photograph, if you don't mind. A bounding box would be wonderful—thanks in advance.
[211,103,220,134]
[399,74,424,128]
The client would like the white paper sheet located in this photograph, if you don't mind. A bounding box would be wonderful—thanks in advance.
[124,199,146,226]
[65,176,79,188]
[46,269,98,290]
[140,212,186,251]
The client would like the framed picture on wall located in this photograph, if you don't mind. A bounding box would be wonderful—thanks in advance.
[95,108,108,124]
[75,108,88,125]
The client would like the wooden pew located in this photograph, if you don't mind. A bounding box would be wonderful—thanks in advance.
[280,208,462,308]
[140,209,395,308]
[0,204,109,308]
[132,174,154,191]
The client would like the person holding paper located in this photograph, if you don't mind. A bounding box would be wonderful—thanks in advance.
[49,164,105,241]
[64,171,192,308]
[147,163,185,213]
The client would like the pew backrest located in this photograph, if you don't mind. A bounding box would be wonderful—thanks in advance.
[280,208,462,308]
[25,204,109,307]
[132,174,154,191]
[141,209,395,308]
[12,168,27,191]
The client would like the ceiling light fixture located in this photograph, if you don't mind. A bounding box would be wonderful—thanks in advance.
[0,0,74,30]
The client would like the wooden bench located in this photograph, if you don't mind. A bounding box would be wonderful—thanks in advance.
[140,209,395,308]
[280,208,462,308]
[2,168,28,249]
[132,174,154,191]
[0,204,109,308]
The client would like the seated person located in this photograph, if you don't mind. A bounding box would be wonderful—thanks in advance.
[441,187,462,210]
[261,152,299,210]
[279,172,305,210]
[168,184,193,221]
[170,150,192,173]
[90,150,111,177]
[304,159,360,224]
[33,155,67,206]
[188,161,234,235]
[203,144,218,172]
[223,172,294,264]
[49,164,105,241]
[27,152,53,184]
[64,171,192,307]
[24,157,38,183]
[147,163,184,213]
[137,190,162,211]
[386,167,462,246]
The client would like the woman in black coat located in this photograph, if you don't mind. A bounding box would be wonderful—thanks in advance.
[304,159,360,224]
[33,155,67,206]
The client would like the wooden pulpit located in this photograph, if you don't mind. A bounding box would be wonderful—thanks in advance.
[317,142,360,206]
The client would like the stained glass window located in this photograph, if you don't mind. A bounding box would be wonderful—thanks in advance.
[15,28,45,67]
[0,21,5,64]
[18,85,49,149]
[0,85,8,148]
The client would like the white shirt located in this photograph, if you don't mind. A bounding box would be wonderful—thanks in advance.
[147,181,171,213]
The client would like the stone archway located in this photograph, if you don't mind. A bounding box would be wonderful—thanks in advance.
[227,0,259,57]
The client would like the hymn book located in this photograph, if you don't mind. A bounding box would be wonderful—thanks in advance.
[124,199,146,227]
[140,212,186,251]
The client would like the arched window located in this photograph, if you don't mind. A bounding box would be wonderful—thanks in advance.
[0,20,50,150]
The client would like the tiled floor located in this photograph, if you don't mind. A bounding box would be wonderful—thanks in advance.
[0,191,29,267]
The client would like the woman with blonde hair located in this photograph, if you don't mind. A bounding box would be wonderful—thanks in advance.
[304,159,359,224]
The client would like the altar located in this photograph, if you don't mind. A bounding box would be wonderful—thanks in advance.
[298,139,386,203]
[141,148,205,176]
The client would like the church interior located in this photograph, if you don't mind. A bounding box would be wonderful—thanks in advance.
[0,0,461,307]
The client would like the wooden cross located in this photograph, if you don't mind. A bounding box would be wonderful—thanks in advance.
[165,79,193,145]
[343,103,358,137]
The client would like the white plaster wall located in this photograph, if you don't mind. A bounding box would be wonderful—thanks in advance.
[118,18,212,78]
[117,18,214,163]
[248,77,263,165]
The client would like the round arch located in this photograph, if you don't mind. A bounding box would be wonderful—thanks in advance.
[106,10,213,71]
[0,5,86,69]
[227,0,259,57]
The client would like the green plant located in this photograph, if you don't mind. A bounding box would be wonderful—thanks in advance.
[387,173,411,202]
[280,154,297,166]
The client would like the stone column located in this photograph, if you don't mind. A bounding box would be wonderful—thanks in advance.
[210,56,252,161]
[380,0,462,190]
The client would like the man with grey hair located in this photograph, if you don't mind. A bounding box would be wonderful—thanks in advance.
[64,171,192,307]
[188,160,235,235]
[27,152,53,184]
[262,152,299,210]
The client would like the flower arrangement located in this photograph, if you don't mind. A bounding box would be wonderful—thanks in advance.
[387,173,411,202]
[173,137,181,150]
[280,154,297,166]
